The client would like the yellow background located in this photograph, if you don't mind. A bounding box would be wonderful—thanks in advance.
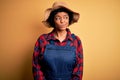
[0,0,120,80]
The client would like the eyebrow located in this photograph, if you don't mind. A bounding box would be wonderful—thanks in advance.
[55,15,69,17]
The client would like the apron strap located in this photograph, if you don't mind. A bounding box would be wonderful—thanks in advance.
[49,40,55,45]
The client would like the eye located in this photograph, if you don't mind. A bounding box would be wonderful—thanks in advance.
[55,17,61,20]
[64,16,69,19]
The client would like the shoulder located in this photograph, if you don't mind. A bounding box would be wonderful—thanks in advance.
[71,34,82,41]
[38,34,48,40]
[71,34,82,46]
[36,33,49,45]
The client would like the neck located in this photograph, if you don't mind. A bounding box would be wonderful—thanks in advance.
[54,29,67,42]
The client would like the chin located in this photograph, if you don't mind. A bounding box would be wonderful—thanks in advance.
[58,27,67,31]
[55,25,68,31]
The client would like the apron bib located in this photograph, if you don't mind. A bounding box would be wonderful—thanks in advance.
[42,40,76,80]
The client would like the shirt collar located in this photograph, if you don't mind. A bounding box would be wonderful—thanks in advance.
[46,28,73,41]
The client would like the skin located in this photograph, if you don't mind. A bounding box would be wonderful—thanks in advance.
[53,12,69,42]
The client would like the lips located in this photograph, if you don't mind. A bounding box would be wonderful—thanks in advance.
[60,23,68,26]
[60,24,66,26]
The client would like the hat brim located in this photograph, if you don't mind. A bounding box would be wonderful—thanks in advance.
[42,2,80,27]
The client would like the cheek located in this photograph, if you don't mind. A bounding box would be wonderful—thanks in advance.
[67,20,69,24]
[54,21,60,25]
[66,19,69,23]
[54,22,59,27]
[66,20,69,25]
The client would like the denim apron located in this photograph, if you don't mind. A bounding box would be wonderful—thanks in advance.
[42,39,76,80]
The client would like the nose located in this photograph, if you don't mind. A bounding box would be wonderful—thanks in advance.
[60,18,64,23]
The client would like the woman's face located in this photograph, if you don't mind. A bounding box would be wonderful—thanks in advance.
[54,12,69,31]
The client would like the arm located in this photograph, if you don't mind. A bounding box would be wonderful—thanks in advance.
[32,38,45,80]
[72,36,83,80]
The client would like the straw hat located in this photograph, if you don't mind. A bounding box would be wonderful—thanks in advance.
[42,1,80,27]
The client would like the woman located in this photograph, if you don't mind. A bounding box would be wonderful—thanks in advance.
[32,1,83,80]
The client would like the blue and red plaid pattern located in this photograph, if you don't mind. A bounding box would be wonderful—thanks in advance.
[32,28,83,80]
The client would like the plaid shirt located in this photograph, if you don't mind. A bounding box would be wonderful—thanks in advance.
[32,28,83,80]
